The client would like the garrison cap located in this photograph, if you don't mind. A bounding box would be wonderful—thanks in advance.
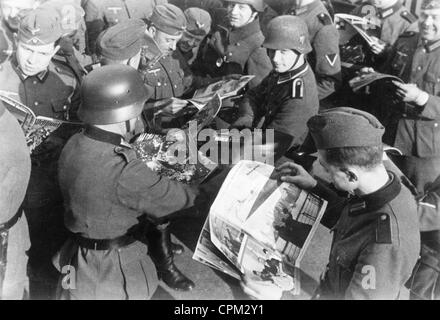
[18,7,63,45]
[184,7,212,37]
[97,19,146,60]
[39,0,85,35]
[421,0,440,9]
[307,107,385,149]
[150,4,187,36]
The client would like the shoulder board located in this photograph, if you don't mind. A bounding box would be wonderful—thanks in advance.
[375,213,392,244]
[400,10,417,24]
[51,59,76,78]
[114,145,136,163]
[317,13,332,26]
[400,31,417,38]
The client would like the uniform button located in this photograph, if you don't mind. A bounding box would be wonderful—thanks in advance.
[164,83,167,86]
[381,214,387,221]
[157,82,161,86]
[174,85,177,88]
[229,52,232,56]
[237,42,240,46]
[63,105,67,110]
[417,66,422,71]
[422,48,426,53]
[336,256,340,262]
[33,80,37,85]
[34,101,39,106]
[435,123,439,128]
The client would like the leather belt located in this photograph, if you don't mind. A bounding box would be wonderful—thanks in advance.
[71,233,137,251]
[0,206,23,232]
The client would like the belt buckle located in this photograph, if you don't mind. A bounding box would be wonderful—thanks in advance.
[94,242,98,251]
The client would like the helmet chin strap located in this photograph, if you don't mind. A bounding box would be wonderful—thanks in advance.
[125,120,132,133]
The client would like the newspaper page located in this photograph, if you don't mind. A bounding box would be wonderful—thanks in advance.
[335,13,382,47]
[188,75,255,110]
[349,72,403,92]
[193,160,327,297]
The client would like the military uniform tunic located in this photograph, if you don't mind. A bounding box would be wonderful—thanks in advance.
[0,57,81,290]
[273,0,342,100]
[83,0,167,54]
[55,126,198,299]
[0,103,31,299]
[313,172,420,299]
[238,62,319,151]
[380,32,440,231]
[192,18,272,89]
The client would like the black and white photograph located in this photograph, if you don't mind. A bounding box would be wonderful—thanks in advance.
[0,0,439,309]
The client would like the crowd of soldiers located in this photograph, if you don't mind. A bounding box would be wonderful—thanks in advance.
[0,0,439,300]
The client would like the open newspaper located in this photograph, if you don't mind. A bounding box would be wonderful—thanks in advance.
[188,75,254,110]
[132,95,221,184]
[193,161,327,296]
[0,90,81,153]
[335,13,383,48]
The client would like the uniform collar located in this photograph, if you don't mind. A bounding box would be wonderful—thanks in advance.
[348,172,401,216]
[11,57,49,82]
[421,37,440,52]
[84,125,128,147]
[229,18,261,43]
[277,62,309,84]
[377,1,402,18]
[287,0,321,16]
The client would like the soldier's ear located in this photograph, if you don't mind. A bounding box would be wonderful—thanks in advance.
[147,26,157,38]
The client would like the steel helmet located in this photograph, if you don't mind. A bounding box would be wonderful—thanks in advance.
[223,0,265,12]
[78,65,152,125]
[263,15,312,54]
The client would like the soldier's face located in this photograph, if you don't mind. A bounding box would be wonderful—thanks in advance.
[153,29,182,55]
[267,49,300,73]
[318,151,358,193]
[420,9,440,42]
[0,0,36,30]
[16,41,60,76]
[226,3,256,28]
[178,32,204,53]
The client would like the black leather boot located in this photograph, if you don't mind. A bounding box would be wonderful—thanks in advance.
[147,223,195,291]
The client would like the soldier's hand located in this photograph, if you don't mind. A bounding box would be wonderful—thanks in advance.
[230,115,253,130]
[275,162,317,190]
[160,98,189,116]
[358,67,375,75]
[392,81,429,105]
[369,36,386,55]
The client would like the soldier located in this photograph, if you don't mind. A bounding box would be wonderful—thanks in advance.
[39,0,90,81]
[83,0,168,56]
[231,15,319,158]
[266,0,342,105]
[0,0,37,64]
[191,0,273,89]
[351,0,418,56]
[0,101,31,300]
[177,7,212,66]
[93,18,196,292]
[370,0,440,300]
[0,8,81,299]
[274,107,420,299]
[54,65,200,300]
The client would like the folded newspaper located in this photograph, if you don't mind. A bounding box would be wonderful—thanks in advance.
[0,90,81,153]
[188,75,254,110]
[193,161,327,297]
[349,72,403,92]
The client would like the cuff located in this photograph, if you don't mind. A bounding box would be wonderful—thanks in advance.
[415,91,429,106]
